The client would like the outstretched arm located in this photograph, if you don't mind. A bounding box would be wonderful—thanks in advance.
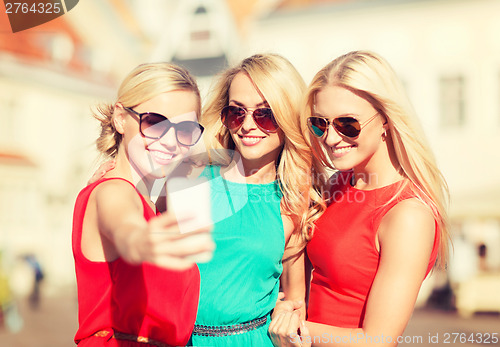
[83,179,214,270]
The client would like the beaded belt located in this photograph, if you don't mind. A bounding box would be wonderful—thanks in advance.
[192,315,268,337]
[93,329,173,347]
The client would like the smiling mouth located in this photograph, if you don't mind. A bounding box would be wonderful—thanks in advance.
[333,146,354,154]
[331,145,356,158]
[239,135,264,146]
[149,150,174,162]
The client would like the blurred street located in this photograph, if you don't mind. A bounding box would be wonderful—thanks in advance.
[0,286,78,347]
[0,287,498,347]
[401,309,499,346]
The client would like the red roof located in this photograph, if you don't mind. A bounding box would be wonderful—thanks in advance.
[0,152,37,167]
[0,9,89,74]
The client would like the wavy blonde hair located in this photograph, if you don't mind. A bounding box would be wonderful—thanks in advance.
[201,53,319,241]
[303,50,450,267]
[94,62,201,157]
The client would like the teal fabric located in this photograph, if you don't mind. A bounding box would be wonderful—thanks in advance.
[189,165,285,347]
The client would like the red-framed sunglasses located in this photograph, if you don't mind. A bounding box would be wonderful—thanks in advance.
[220,105,279,133]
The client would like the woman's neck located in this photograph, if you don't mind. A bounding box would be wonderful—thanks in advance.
[352,167,403,190]
[107,152,161,207]
[352,140,404,190]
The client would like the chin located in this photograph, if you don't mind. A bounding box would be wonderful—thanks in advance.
[330,159,354,172]
[151,164,179,179]
[238,149,260,160]
[238,145,279,161]
[133,162,177,182]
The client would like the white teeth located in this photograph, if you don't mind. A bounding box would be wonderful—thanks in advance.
[333,146,352,154]
[151,151,174,160]
[241,136,262,144]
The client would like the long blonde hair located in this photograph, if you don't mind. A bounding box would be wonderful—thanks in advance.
[94,62,201,157]
[303,50,450,267]
[202,53,318,241]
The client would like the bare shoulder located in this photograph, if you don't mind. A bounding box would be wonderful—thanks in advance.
[378,198,435,250]
[383,198,435,228]
[92,179,142,210]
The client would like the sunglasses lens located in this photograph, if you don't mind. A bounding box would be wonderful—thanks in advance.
[333,117,361,138]
[221,106,278,132]
[221,106,245,130]
[141,113,203,146]
[308,117,328,137]
[141,113,171,139]
[176,122,204,146]
[253,108,278,132]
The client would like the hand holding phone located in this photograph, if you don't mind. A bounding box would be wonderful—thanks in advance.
[166,177,214,263]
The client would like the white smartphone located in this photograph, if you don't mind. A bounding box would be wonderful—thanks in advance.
[166,176,214,263]
[166,176,212,234]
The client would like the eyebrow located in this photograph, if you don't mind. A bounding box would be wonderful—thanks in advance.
[229,100,270,108]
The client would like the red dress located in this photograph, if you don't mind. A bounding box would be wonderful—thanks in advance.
[307,172,439,328]
[72,178,200,346]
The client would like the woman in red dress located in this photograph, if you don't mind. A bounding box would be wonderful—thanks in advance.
[72,63,214,346]
[269,51,450,346]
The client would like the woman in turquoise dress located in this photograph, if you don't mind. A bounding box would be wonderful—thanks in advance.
[187,54,319,346]
[89,54,319,345]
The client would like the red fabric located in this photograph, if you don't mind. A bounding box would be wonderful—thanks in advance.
[307,172,439,328]
[72,178,200,346]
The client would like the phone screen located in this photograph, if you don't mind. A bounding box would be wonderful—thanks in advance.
[166,177,212,234]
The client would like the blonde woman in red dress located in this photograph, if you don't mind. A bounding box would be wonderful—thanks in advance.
[72,63,214,346]
[269,51,450,347]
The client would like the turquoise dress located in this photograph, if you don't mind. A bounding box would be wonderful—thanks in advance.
[188,165,285,346]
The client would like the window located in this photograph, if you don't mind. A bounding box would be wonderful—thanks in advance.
[439,75,465,128]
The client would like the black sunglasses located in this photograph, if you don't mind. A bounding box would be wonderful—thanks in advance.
[220,105,279,133]
[307,112,379,138]
[124,107,204,147]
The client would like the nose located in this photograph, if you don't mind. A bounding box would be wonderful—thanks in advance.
[158,126,178,149]
[240,110,258,132]
[323,124,342,147]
